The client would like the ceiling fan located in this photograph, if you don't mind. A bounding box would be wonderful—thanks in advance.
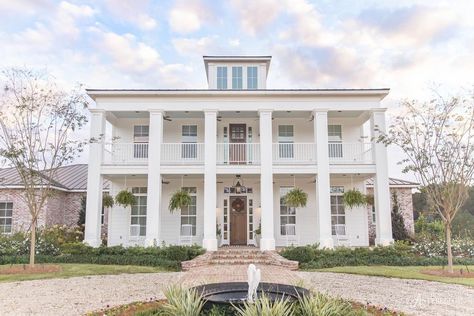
[163,115,172,121]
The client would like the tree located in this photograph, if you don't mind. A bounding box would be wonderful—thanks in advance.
[77,195,86,227]
[378,91,474,273]
[391,191,410,241]
[0,68,88,266]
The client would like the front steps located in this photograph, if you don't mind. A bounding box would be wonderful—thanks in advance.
[181,246,298,271]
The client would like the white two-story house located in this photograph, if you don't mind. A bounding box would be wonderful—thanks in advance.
[84,56,393,251]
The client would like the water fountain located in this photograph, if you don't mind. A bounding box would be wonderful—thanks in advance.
[192,264,309,311]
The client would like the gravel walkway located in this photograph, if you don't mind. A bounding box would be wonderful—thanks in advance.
[299,272,474,316]
[0,272,181,316]
[1,270,473,315]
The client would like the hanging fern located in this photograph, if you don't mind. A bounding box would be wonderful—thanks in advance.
[365,194,374,206]
[102,194,115,208]
[343,189,368,208]
[115,190,136,208]
[168,189,192,213]
[284,187,308,208]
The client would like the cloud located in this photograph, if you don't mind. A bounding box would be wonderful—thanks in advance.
[103,0,157,30]
[52,1,96,38]
[168,0,211,34]
[229,0,282,35]
[172,36,217,56]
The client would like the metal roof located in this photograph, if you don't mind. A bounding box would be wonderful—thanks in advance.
[366,177,419,188]
[0,164,109,192]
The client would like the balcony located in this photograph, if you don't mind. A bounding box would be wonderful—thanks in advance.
[216,143,260,165]
[102,142,373,166]
[272,143,316,165]
[328,142,373,164]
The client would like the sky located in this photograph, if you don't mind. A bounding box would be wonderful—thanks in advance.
[1,0,473,179]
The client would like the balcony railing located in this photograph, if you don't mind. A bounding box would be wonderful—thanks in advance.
[161,143,204,165]
[272,143,316,165]
[103,143,148,165]
[328,142,373,164]
[217,143,260,165]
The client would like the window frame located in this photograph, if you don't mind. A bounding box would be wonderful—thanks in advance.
[181,187,197,236]
[130,187,147,238]
[279,187,296,236]
[247,66,258,89]
[232,66,243,90]
[217,66,227,90]
[278,125,294,159]
[328,125,343,158]
[181,125,198,159]
[0,202,13,234]
[330,186,346,236]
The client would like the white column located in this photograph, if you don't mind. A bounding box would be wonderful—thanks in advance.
[259,110,275,251]
[314,110,334,248]
[145,110,163,246]
[371,109,393,245]
[84,109,106,247]
[203,110,218,251]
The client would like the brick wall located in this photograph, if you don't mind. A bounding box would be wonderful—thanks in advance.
[0,188,85,233]
[366,187,415,245]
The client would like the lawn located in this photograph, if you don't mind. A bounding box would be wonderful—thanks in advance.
[317,265,474,287]
[0,264,170,283]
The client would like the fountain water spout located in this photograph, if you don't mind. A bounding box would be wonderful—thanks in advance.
[247,264,261,303]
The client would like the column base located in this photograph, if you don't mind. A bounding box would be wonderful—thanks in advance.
[203,238,218,251]
[317,237,334,249]
[259,238,275,251]
[375,237,394,246]
[144,238,159,247]
[83,238,102,248]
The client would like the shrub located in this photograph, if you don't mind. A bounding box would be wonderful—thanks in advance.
[296,292,354,316]
[280,242,474,270]
[160,285,204,316]
[234,294,293,316]
[415,214,445,240]
[413,237,474,258]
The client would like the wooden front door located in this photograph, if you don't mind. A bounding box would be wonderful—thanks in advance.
[230,196,247,245]
[229,124,246,164]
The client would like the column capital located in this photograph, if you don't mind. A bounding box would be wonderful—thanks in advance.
[258,109,273,115]
[148,109,164,115]
[204,109,219,114]
[370,108,388,114]
[312,109,329,114]
[90,108,106,114]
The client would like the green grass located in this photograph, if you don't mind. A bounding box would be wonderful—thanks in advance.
[317,265,474,287]
[0,263,170,283]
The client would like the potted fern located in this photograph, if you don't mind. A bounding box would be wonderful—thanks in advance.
[102,194,114,208]
[284,187,308,208]
[168,189,192,213]
[115,190,136,208]
[342,189,368,208]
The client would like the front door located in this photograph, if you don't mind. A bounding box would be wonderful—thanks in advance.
[230,196,247,245]
[229,124,246,164]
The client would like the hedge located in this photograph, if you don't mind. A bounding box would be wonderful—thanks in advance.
[279,243,474,269]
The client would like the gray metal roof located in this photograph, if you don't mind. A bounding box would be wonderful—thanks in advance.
[366,177,419,188]
[0,164,109,192]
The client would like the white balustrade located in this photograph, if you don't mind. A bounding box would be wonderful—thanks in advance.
[272,143,317,164]
[103,143,148,165]
[216,143,260,165]
[161,143,204,165]
[328,142,373,164]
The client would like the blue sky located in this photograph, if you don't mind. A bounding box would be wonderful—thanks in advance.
[1,0,473,178]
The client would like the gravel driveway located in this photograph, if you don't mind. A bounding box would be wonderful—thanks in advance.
[1,270,473,315]
[299,272,474,316]
[0,272,182,316]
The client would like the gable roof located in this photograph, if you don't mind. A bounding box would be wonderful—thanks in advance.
[0,164,109,192]
[366,177,419,188]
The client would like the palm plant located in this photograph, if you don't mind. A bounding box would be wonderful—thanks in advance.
[168,189,192,213]
[296,292,354,316]
[284,188,308,208]
[234,294,293,316]
[160,285,204,316]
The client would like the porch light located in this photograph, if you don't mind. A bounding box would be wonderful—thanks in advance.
[232,175,246,194]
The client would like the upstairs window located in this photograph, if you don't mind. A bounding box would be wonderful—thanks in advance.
[247,66,258,89]
[217,66,227,90]
[182,125,198,159]
[232,66,243,90]
[0,202,13,234]
[278,125,294,158]
[328,125,342,158]
[133,125,149,159]
[133,125,149,139]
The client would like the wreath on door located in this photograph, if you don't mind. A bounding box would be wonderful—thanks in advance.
[231,198,245,212]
